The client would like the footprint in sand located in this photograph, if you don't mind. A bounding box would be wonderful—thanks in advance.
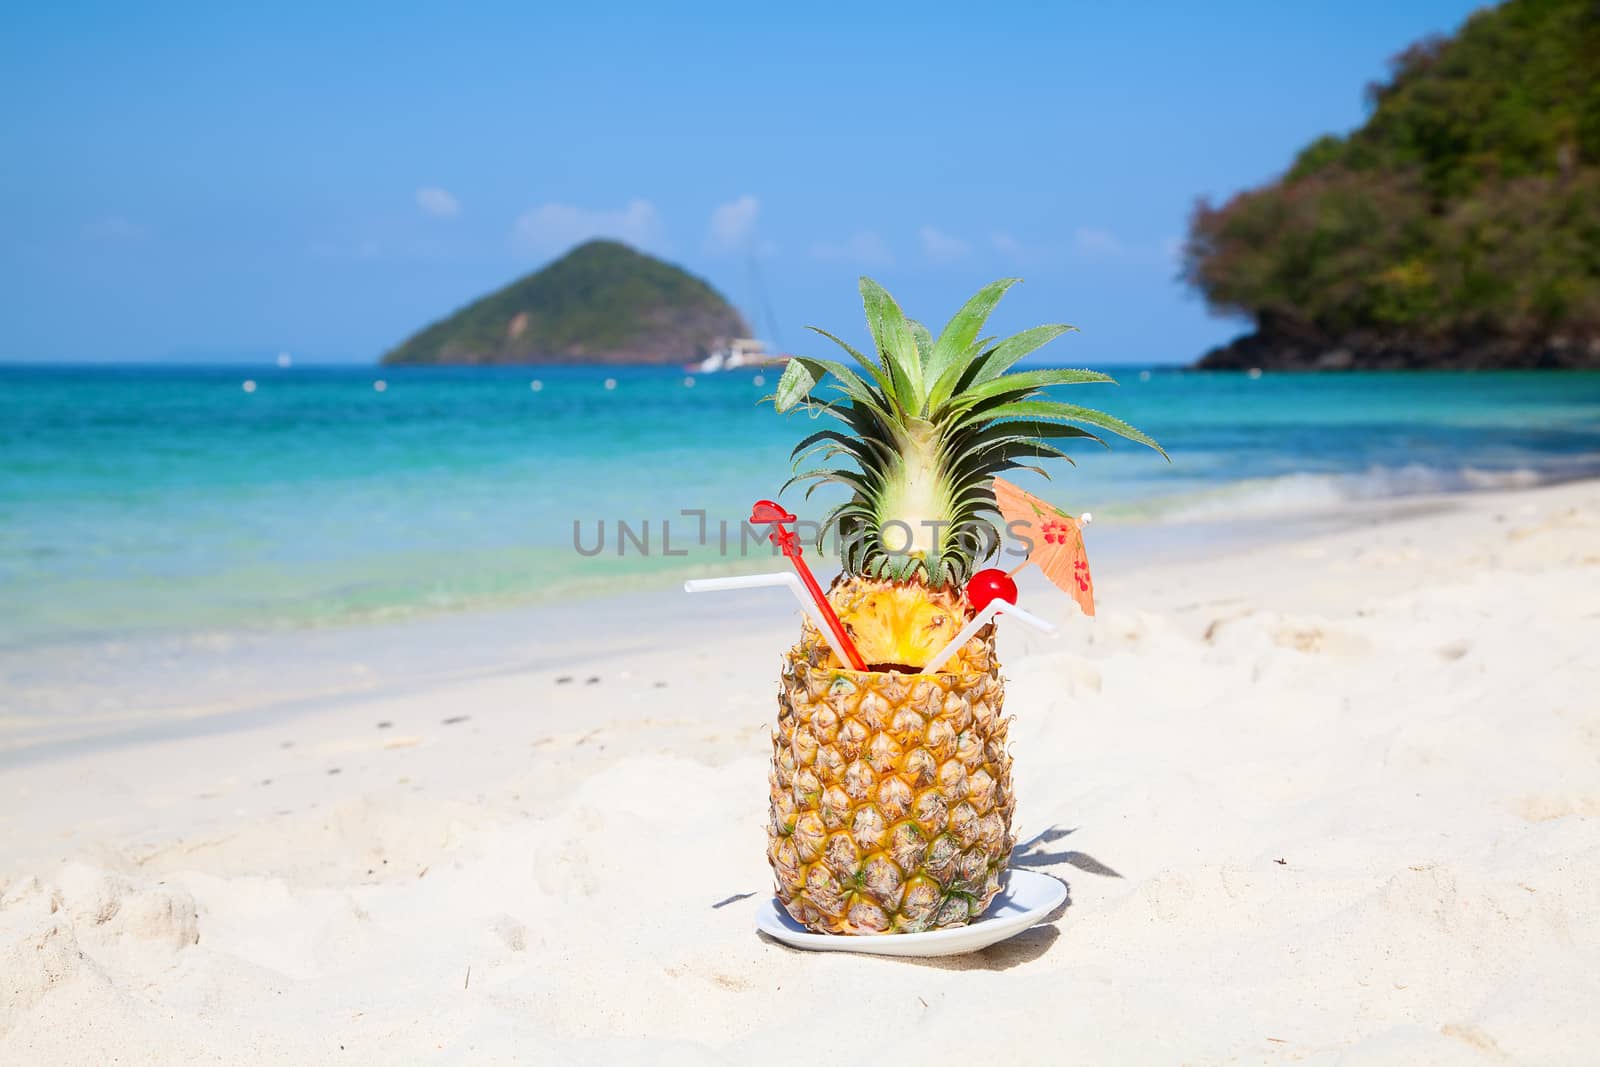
[1511,793,1600,822]
[488,913,528,952]
[52,862,201,951]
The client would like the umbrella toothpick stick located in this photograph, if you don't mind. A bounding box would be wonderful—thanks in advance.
[749,500,867,671]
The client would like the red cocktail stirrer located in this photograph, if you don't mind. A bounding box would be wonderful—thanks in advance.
[750,500,867,671]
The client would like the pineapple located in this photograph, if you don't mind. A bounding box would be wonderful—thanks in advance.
[765,277,1161,934]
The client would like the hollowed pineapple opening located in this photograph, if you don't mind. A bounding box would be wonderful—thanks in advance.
[828,576,969,674]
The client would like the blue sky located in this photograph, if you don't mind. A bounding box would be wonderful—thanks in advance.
[1,0,1484,365]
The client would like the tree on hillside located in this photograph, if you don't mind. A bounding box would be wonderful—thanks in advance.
[1185,0,1600,369]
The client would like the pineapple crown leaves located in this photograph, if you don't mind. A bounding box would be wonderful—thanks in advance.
[767,276,1166,589]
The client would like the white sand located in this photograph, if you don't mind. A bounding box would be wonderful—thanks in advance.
[2,482,1598,1064]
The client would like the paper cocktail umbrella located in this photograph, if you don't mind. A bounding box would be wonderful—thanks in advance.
[991,476,1096,617]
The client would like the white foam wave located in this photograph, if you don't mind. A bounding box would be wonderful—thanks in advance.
[1144,461,1598,523]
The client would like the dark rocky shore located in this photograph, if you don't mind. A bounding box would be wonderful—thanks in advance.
[1196,323,1600,372]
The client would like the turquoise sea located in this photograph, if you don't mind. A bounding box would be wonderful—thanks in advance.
[4,363,1600,655]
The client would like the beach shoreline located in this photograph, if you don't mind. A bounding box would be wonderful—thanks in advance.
[0,478,1555,764]
[6,364,1598,668]
[2,477,1597,1062]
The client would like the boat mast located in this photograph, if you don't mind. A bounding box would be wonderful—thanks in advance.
[746,253,783,355]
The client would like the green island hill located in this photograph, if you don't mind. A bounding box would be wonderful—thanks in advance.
[1185,0,1600,370]
[382,240,751,365]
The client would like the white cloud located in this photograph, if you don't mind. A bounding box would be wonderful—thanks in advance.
[987,227,1173,267]
[918,225,969,263]
[82,216,146,241]
[512,198,662,255]
[810,230,892,266]
[1073,227,1183,267]
[415,186,461,219]
[707,194,760,252]
[1074,227,1124,259]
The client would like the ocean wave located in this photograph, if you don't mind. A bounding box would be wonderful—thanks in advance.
[1131,460,1600,523]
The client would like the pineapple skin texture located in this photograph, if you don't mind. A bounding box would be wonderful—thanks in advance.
[767,589,1015,934]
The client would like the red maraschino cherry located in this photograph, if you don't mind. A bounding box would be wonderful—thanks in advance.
[966,568,1019,613]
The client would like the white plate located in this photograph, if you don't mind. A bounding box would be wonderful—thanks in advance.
[755,868,1066,957]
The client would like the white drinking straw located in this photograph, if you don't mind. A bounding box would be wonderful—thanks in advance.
[684,573,856,667]
[918,598,1058,676]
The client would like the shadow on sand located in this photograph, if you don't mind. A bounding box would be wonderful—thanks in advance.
[1011,824,1125,881]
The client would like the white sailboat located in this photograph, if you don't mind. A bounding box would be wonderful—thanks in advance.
[686,256,791,373]
[687,337,780,374]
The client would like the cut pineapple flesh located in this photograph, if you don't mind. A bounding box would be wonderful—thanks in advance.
[828,576,965,671]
